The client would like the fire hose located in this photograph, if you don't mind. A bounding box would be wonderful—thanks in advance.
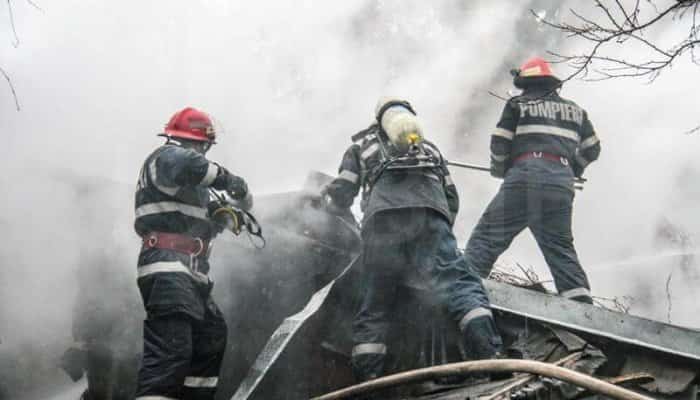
[446,160,586,190]
[310,359,653,400]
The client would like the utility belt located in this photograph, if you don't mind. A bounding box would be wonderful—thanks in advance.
[141,231,210,258]
[513,151,570,167]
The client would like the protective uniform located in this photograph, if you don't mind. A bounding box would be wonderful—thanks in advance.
[464,58,601,303]
[134,107,249,400]
[325,98,503,382]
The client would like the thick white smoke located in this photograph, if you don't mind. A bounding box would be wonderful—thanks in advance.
[0,0,697,396]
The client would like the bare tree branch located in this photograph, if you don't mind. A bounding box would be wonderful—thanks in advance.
[25,0,42,12]
[487,90,511,102]
[3,0,42,111]
[665,263,675,323]
[7,0,19,47]
[684,124,700,134]
[593,295,634,313]
[538,1,700,82]
[0,66,20,110]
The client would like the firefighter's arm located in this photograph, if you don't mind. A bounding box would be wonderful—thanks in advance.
[574,111,601,178]
[210,166,251,206]
[491,101,517,178]
[157,147,250,201]
[324,144,362,209]
[444,167,460,224]
[156,146,221,188]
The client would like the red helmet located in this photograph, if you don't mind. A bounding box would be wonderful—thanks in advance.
[517,57,556,78]
[161,107,216,143]
[512,57,561,89]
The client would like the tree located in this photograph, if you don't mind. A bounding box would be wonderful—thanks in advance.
[538,0,699,82]
[2,0,42,110]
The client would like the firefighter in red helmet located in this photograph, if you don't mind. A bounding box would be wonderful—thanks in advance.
[511,56,561,90]
[464,57,601,304]
[133,107,251,400]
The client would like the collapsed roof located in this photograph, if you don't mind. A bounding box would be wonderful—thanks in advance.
[225,175,700,400]
[1,171,697,400]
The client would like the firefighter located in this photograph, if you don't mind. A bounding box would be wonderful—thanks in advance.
[324,97,504,382]
[134,107,251,400]
[464,57,601,304]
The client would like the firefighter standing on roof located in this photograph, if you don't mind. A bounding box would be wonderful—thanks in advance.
[324,97,505,383]
[464,57,601,303]
[134,107,252,400]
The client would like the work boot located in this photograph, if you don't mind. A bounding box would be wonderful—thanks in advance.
[351,354,385,383]
[462,315,503,360]
[350,356,386,400]
[462,316,512,380]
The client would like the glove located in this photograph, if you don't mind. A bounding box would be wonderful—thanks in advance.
[304,185,328,210]
[305,185,341,215]
[572,161,585,178]
[208,201,227,233]
[319,193,345,216]
[231,192,253,212]
[212,168,249,199]
[490,161,507,178]
[208,200,243,234]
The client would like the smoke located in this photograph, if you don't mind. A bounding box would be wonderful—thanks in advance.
[0,0,698,395]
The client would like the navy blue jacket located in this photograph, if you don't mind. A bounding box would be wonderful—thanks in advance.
[326,124,459,225]
[134,144,223,319]
[491,90,601,179]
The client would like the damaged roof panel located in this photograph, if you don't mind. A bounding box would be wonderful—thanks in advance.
[485,280,700,362]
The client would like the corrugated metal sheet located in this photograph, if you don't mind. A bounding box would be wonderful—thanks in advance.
[485,280,700,362]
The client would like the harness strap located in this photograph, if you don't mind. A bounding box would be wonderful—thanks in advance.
[141,231,209,257]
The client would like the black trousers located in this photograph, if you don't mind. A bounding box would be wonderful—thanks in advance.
[465,181,592,302]
[352,209,501,380]
[135,271,227,400]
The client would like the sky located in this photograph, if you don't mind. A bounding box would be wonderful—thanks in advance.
[0,0,698,396]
